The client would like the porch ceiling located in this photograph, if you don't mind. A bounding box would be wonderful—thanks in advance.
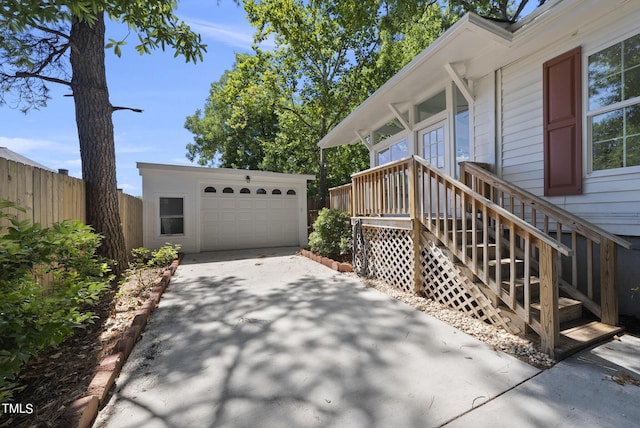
[318,13,513,149]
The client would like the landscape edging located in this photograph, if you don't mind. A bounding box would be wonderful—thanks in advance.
[60,254,183,428]
[300,248,353,272]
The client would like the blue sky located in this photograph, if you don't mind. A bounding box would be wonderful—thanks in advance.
[0,1,261,196]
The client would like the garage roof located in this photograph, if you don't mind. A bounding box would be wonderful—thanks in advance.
[137,162,315,182]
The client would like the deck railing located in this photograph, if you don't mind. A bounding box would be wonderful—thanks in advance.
[459,161,633,325]
[328,183,353,213]
[351,157,411,216]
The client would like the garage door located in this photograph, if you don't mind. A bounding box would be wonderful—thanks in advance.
[201,185,300,251]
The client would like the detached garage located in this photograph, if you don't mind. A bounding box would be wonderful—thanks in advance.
[138,162,315,253]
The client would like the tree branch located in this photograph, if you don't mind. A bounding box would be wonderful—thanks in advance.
[112,106,144,113]
[13,71,72,87]
[31,24,71,40]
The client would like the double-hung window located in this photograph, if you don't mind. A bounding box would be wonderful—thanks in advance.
[159,197,184,235]
[588,33,640,171]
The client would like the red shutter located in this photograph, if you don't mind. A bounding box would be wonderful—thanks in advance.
[543,47,583,196]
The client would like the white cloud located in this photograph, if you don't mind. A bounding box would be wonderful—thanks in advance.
[185,18,275,50]
[0,136,60,152]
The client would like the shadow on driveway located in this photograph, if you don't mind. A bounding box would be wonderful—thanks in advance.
[95,248,539,428]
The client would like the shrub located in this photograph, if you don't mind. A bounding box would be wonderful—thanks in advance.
[130,243,181,271]
[308,208,352,259]
[0,200,112,404]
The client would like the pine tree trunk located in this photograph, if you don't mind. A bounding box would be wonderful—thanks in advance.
[70,12,127,277]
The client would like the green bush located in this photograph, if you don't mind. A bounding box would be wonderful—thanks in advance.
[0,200,112,404]
[130,243,180,270]
[308,208,352,259]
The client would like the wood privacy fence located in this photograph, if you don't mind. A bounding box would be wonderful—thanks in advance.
[0,157,143,256]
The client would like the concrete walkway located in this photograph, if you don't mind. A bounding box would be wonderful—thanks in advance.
[95,248,640,428]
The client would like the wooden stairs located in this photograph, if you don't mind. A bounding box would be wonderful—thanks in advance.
[436,217,623,359]
[334,155,632,360]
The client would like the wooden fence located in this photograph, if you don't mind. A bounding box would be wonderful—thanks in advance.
[0,157,142,255]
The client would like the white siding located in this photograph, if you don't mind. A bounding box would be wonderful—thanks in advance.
[499,5,640,236]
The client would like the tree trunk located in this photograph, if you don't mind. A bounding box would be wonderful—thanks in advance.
[70,12,127,277]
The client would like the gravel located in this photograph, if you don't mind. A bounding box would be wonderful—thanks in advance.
[346,273,556,369]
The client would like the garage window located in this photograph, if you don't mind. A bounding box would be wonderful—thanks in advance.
[272,189,282,195]
[223,187,234,193]
[160,197,184,235]
[257,188,267,194]
[204,186,216,193]
[240,188,251,194]
[287,189,296,195]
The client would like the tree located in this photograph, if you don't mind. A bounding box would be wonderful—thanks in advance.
[245,0,383,206]
[0,1,205,275]
[185,52,277,170]
[449,0,548,23]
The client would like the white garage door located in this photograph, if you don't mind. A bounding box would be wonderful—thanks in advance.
[201,185,300,251]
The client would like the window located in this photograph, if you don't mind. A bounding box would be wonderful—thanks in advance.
[454,85,470,178]
[422,127,445,169]
[415,90,446,124]
[272,189,282,195]
[204,186,216,193]
[223,187,234,193]
[159,197,184,235]
[257,188,267,194]
[589,33,640,171]
[240,188,251,194]
[374,119,405,145]
[377,139,408,165]
[287,189,296,195]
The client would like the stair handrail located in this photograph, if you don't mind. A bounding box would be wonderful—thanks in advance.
[412,156,572,256]
[460,161,630,326]
[412,156,567,356]
[459,162,632,250]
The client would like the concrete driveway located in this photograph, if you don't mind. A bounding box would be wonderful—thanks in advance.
[95,248,640,428]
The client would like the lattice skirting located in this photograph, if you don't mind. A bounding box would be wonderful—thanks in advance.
[417,231,513,332]
[354,226,414,293]
[353,223,514,333]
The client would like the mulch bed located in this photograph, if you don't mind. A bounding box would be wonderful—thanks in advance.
[0,268,162,428]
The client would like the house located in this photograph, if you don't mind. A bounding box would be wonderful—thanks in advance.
[0,147,56,172]
[319,0,640,357]
[138,162,314,253]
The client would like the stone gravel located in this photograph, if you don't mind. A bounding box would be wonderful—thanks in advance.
[346,273,556,369]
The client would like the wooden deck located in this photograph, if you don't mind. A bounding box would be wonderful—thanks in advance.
[330,156,632,359]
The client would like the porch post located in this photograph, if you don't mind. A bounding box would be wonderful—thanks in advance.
[600,239,618,325]
[408,157,422,295]
[539,243,559,358]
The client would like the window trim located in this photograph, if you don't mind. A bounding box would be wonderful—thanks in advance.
[158,195,185,236]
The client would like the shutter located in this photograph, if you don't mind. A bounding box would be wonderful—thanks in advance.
[543,47,582,196]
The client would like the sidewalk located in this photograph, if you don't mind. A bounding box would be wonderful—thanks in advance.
[95,248,640,427]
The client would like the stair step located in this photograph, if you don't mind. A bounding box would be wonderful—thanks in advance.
[466,243,497,259]
[501,276,540,300]
[488,258,524,277]
[449,229,483,242]
[555,320,624,359]
[531,297,583,324]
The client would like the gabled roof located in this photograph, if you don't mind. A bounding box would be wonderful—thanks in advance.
[0,147,55,171]
[318,0,627,149]
[318,13,513,149]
